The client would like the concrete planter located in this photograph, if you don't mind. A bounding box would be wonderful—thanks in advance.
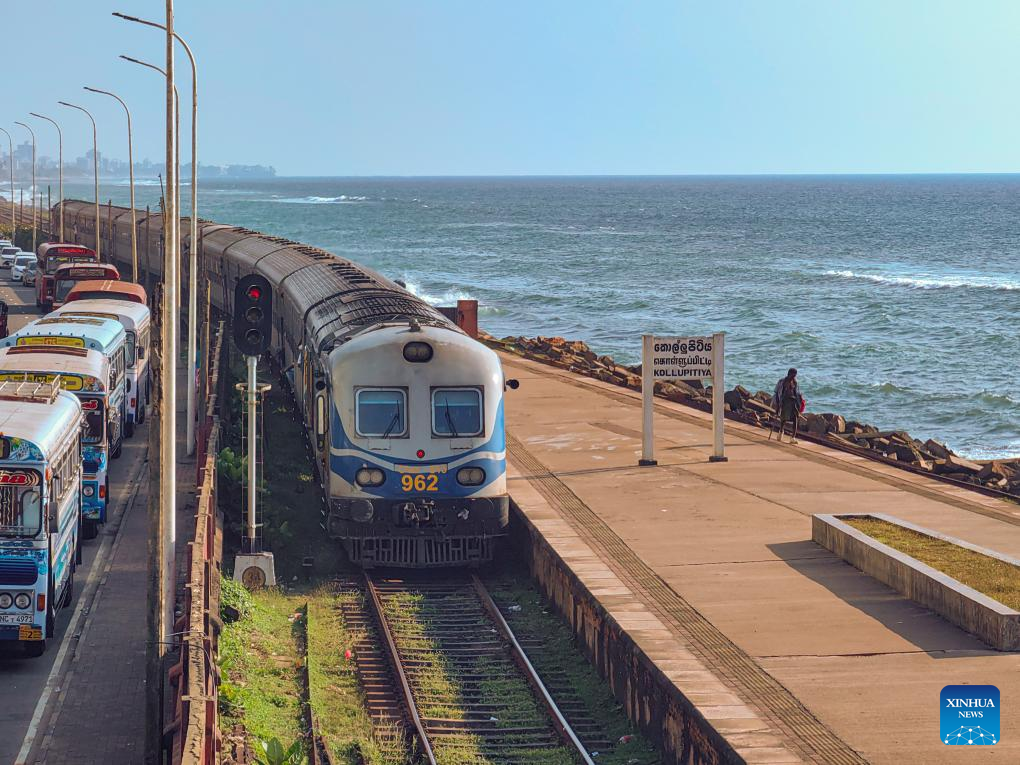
[812,513,1020,651]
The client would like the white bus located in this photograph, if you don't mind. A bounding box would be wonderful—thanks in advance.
[0,380,83,657]
[52,299,151,436]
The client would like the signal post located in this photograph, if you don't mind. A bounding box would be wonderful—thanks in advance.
[231,274,276,588]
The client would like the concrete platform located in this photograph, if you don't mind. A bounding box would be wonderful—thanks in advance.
[503,352,1020,764]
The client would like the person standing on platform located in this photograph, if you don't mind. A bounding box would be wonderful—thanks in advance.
[772,367,803,443]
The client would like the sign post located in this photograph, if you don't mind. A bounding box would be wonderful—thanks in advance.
[640,332,727,465]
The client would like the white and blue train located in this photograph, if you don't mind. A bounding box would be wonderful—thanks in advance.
[58,200,512,567]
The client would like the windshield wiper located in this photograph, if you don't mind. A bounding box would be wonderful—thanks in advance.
[381,409,401,438]
[444,401,459,438]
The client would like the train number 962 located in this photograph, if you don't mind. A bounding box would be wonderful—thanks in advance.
[401,474,439,492]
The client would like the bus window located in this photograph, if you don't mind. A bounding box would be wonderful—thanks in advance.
[125,331,137,367]
[0,478,43,537]
[81,398,106,446]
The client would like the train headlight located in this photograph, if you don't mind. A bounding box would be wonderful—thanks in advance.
[457,467,486,486]
[0,593,11,609]
[350,499,374,522]
[402,341,433,363]
[83,485,95,497]
[15,593,32,610]
[355,468,385,487]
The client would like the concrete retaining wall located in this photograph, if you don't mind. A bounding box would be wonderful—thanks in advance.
[812,513,1020,651]
[510,501,753,765]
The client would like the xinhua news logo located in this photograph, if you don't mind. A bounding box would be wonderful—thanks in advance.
[941,685,999,745]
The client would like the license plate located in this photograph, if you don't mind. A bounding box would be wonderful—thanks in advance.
[0,613,33,625]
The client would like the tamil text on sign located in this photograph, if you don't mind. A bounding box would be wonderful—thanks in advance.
[650,335,714,380]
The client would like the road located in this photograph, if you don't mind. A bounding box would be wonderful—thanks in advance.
[0,271,150,764]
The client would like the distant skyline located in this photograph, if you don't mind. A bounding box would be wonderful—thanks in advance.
[6,2,1020,176]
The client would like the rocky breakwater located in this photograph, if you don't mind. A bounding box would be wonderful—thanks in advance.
[481,331,1020,499]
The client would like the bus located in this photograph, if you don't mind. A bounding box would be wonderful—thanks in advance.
[35,243,97,310]
[53,299,151,436]
[0,348,113,539]
[0,379,83,657]
[51,263,121,310]
[65,279,147,306]
[1,316,128,457]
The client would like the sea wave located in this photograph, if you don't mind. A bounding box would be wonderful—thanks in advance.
[401,278,502,315]
[824,269,1020,291]
[270,195,370,204]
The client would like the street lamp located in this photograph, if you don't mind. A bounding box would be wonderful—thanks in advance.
[0,128,13,237]
[58,101,101,261]
[29,113,63,242]
[115,11,200,456]
[84,88,136,282]
[13,122,36,253]
[119,56,180,277]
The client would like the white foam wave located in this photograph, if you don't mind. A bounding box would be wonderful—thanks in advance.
[401,278,501,315]
[824,269,1020,291]
[271,194,370,204]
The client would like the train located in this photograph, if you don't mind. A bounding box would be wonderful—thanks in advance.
[57,200,512,567]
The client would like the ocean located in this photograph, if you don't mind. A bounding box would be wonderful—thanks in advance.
[46,175,1020,459]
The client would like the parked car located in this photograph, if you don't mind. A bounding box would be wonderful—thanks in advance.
[11,254,36,282]
[0,239,12,249]
[0,246,22,269]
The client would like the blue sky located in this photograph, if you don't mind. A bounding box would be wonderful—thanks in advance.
[5,1,1020,175]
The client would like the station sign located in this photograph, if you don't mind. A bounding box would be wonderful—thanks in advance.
[649,335,715,380]
[640,332,727,466]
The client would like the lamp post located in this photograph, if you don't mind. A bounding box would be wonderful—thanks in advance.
[29,113,62,242]
[13,122,35,253]
[58,102,100,260]
[0,128,13,237]
[84,88,136,282]
[120,56,179,282]
[115,11,199,457]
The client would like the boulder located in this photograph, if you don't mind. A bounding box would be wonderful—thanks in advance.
[745,398,776,416]
[821,413,846,433]
[724,389,746,411]
[977,461,1012,482]
[803,413,829,435]
[936,454,983,475]
[924,439,952,459]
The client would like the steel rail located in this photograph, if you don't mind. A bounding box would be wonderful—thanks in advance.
[300,602,334,765]
[364,574,438,765]
[471,574,596,765]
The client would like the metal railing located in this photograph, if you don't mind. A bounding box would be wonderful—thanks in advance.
[166,321,226,764]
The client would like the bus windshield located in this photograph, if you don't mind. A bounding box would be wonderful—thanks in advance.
[54,279,78,304]
[81,397,106,444]
[45,254,95,274]
[0,471,43,537]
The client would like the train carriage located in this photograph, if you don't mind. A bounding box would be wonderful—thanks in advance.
[54,199,513,567]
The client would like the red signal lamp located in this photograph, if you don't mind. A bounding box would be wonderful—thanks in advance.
[416,449,425,459]
[246,285,262,300]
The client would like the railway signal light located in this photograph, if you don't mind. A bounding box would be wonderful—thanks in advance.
[233,274,273,356]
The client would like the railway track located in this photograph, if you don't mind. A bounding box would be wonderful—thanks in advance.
[340,573,603,765]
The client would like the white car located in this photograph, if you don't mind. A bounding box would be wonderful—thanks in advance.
[11,254,36,282]
[0,246,22,269]
[0,239,12,249]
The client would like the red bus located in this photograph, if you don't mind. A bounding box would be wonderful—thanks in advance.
[36,243,98,309]
[51,263,121,309]
[65,279,147,306]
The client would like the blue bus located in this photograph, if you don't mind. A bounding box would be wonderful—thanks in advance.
[0,380,83,657]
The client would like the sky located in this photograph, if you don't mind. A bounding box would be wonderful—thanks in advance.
[5,1,1020,176]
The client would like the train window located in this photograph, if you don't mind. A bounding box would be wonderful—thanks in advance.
[432,388,483,438]
[355,388,407,438]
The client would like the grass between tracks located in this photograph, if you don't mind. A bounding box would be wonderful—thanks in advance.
[488,574,660,765]
[307,591,405,764]
[845,517,1020,610]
